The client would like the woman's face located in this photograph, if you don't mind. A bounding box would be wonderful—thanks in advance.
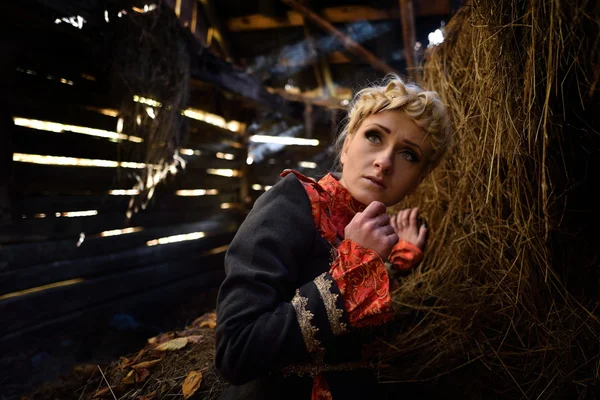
[339,111,433,207]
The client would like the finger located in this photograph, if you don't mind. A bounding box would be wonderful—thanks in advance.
[390,213,398,231]
[416,224,428,248]
[379,224,395,236]
[363,201,386,218]
[394,212,402,230]
[409,208,419,228]
[401,209,410,228]
[374,213,390,226]
[387,233,399,247]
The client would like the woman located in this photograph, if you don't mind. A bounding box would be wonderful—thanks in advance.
[215,75,451,399]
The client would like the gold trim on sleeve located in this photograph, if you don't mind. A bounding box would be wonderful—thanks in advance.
[314,273,348,336]
[291,289,323,356]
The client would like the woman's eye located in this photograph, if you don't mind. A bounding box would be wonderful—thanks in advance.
[365,131,381,143]
[399,150,418,162]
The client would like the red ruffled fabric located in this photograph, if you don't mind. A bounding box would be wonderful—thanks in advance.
[311,375,333,400]
[280,169,366,246]
[389,240,424,271]
[329,239,393,327]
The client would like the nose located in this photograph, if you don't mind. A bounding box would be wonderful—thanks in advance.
[373,150,393,174]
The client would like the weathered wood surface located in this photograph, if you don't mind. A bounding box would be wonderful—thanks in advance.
[281,0,399,75]
[0,213,240,267]
[0,243,229,336]
[19,192,238,215]
[226,1,451,31]
[0,258,225,352]
[399,0,417,78]
[11,162,242,194]
[0,208,240,246]
[0,230,233,296]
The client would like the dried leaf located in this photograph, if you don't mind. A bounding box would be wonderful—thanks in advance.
[191,312,216,329]
[93,387,110,398]
[185,335,204,344]
[131,348,146,364]
[121,370,136,385]
[131,359,161,370]
[148,332,175,345]
[136,368,150,383]
[119,357,131,370]
[155,337,188,351]
[182,370,203,399]
[136,391,157,400]
[199,320,216,329]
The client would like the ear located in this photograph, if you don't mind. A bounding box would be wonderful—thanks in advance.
[340,135,351,166]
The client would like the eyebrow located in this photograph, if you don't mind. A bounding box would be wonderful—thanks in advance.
[366,123,424,155]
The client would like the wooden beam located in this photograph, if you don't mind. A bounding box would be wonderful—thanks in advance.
[329,51,352,64]
[199,0,234,62]
[399,0,418,78]
[226,2,451,31]
[281,0,399,75]
[266,87,347,109]
[0,37,17,223]
[1,231,234,295]
[0,251,227,335]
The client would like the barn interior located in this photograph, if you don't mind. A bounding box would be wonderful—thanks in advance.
[1,0,598,399]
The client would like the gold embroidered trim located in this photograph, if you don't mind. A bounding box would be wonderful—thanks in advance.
[329,246,338,264]
[314,273,348,336]
[291,289,322,355]
[281,361,368,378]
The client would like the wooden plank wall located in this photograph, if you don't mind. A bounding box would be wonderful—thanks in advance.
[0,7,246,396]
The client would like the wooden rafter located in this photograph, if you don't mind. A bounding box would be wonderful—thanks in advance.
[266,87,348,110]
[281,0,399,75]
[227,2,450,32]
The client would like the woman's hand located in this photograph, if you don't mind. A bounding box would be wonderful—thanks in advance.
[344,201,398,260]
[390,207,428,250]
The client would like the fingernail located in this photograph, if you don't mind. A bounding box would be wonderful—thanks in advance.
[422,222,427,228]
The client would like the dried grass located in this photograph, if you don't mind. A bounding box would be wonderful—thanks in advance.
[373,0,600,398]
[24,314,228,400]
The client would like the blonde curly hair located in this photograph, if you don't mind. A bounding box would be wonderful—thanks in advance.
[334,75,451,171]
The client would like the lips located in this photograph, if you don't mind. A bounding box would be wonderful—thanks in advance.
[365,176,386,189]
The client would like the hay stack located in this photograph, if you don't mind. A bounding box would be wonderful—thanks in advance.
[379,0,600,398]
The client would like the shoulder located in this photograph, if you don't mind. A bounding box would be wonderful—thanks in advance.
[246,171,314,231]
[253,171,310,208]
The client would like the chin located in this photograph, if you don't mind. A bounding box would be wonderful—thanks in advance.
[356,191,388,207]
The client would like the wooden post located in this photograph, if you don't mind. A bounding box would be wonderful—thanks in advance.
[304,102,313,139]
[399,0,417,79]
[0,36,16,223]
[199,0,234,62]
[281,0,399,76]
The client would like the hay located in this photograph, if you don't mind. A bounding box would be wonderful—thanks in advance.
[373,0,600,398]
[24,313,228,400]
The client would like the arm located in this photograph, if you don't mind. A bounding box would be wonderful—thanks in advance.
[389,208,427,271]
[215,174,350,385]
